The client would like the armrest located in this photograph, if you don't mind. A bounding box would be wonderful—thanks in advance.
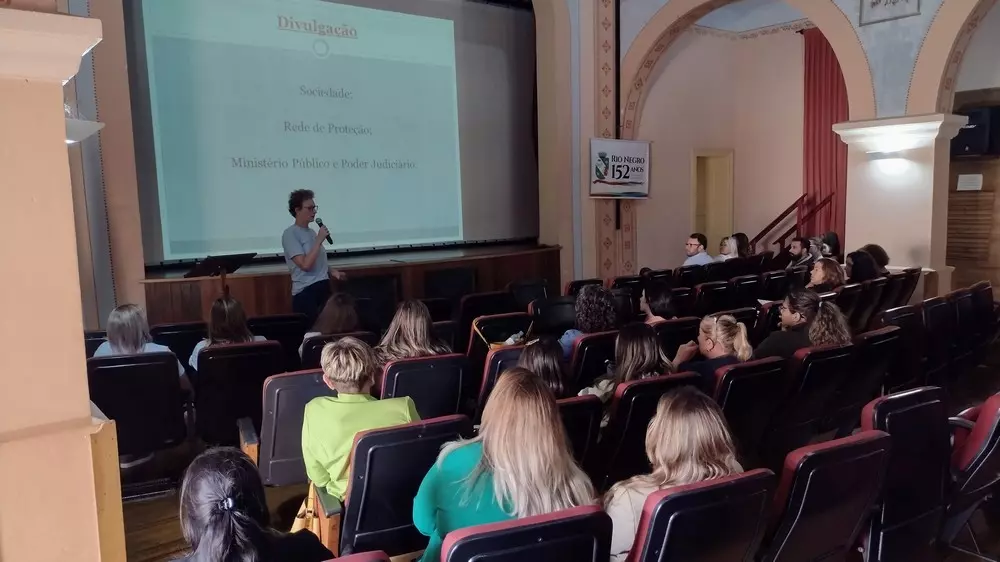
[949,417,976,431]
[314,484,343,517]
[237,417,259,464]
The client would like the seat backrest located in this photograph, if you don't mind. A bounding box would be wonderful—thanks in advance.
[258,370,335,486]
[970,281,996,347]
[694,281,730,316]
[760,271,790,302]
[569,330,618,390]
[423,267,477,301]
[301,331,379,369]
[558,395,603,467]
[476,345,524,421]
[247,314,308,372]
[787,266,808,290]
[753,251,775,273]
[948,288,977,356]
[611,275,645,300]
[652,317,701,358]
[381,354,468,419]
[675,265,706,288]
[455,292,518,355]
[342,415,474,556]
[920,296,955,385]
[879,273,907,315]
[861,387,950,562]
[596,373,702,488]
[833,283,863,319]
[419,297,454,322]
[879,305,925,392]
[752,301,781,348]
[565,278,604,296]
[530,296,577,335]
[442,505,612,562]
[626,470,776,562]
[704,261,731,283]
[728,275,762,309]
[466,313,532,406]
[87,352,186,457]
[432,320,458,351]
[952,393,1000,504]
[195,341,286,445]
[824,327,900,436]
[710,307,757,333]
[611,288,639,324]
[670,287,695,317]
[713,358,786,466]
[851,277,887,333]
[151,321,207,370]
[760,431,892,562]
[898,267,922,306]
[507,279,548,310]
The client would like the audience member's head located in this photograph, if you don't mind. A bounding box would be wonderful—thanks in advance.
[209,297,254,345]
[377,300,448,364]
[861,243,890,275]
[613,322,672,385]
[809,257,846,290]
[789,237,810,259]
[782,289,851,346]
[106,304,152,355]
[179,448,275,561]
[718,237,737,258]
[320,336,377,394]
[698,314,752,361]
[606,386,740,496]
[641,281,675,321]
[312,292,358,334]
[639,267,653,278]
[731,232,751,258]
[685,233,708,257]
[451,368,594,517]
[846,250,880,284]
[822,231,841,258]
[575,285,617,334]
[517,337,566,397]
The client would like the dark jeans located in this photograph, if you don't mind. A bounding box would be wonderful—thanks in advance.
[292,279,332,328]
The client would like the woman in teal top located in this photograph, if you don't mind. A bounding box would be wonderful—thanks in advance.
[412,368,595,562]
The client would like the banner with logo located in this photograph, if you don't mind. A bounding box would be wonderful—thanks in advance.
[590,138,650,198]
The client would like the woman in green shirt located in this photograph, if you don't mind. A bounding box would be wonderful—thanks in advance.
[412,368,595,562]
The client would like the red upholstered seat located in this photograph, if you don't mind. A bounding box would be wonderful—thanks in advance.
[713,358,786,467]
[969,281,997,363]
[920,297,955,389]
[728,275,762,309]
[568,330,618,391]
[381,354,468,420]
[751,301,782,348]
[878,273,908,320]
[440,505,611,562]
[475,345,524,422]
[675,265,707,289]
[760,270,790,302]
[507,279,548,311]
[824,326,901,437]
[947,288,977,381]
[833,283,863,320]
[670,286,695,317]
[897,267,922,307]
[247,313,308,372]
[565,278,603,297]
[693,281,730,316]
[651,317,700,359]
[529,296,576,335]
[878,305,925,392]
[465,312,532,406]
[625,469,775,562]
[557,395,603,467]
[759,431,891,562]
[454,291,518,356]
[611,287,639,324]
[850,277,887,334]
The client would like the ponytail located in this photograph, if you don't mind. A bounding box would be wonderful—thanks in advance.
[704,315,753,361]
[732,322,752,361]
[808,300,852,346]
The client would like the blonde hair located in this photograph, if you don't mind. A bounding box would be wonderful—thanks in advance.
[320,336,377,392]
[701,315,752,361]
[720,237,737,257]
[376,300,450,365]
[613,323,673,385]
[605,387,741,503]
[439,368,595,517]
[106,304,152,355]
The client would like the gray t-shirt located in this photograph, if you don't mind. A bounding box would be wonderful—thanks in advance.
[282,224,329,296]
[92,341,185,376]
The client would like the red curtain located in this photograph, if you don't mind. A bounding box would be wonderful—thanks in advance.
[802,28,848,242]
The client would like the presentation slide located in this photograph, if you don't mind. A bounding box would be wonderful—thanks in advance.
[140,0,462,261]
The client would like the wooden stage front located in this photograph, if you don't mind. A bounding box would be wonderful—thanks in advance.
[141,244,561,325]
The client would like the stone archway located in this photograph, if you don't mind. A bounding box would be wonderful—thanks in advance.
[907,0,999,115]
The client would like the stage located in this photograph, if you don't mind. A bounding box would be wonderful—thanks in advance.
[141,244,561,324]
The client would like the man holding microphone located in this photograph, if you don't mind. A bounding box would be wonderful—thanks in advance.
[282,189,346,325]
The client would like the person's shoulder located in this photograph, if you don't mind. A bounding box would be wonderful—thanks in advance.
[92,340,111,356]
[144,342,172,354]
[271,529,334,562]
[439,441,483,468]
[378,395,418,413]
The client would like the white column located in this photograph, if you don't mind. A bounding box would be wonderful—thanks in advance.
[834,114,966,295]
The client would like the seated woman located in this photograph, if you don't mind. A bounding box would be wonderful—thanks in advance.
[604,387,742,561]
[413,368,594,562]
[861,243,891,277]
[671,314,752,390]
[753,289,851,360]
[641,281,676,325]
[93,304,184,376]
[517,336,567,398]
[299,292,358,358]
[714,237,737,262]
[846,250,881,284]
[807,257,846,293]
[559,285,617,359]
[302,337,420,499]
[375,300,451,369]
[732,232,751,259]
[178,448,333,562]
[189,297,267,371]
[578,322,672,406]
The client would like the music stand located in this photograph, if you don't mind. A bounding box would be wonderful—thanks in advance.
[183,252,257,297]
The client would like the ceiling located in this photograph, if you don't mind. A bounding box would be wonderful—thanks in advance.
[696,0,805,32]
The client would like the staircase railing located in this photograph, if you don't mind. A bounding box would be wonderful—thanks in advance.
[750,194,805,251]
[749,193,835,251]
[771,193,834,249]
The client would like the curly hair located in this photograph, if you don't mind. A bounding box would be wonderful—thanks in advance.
[786,289,851,346]
[574,285,617,334]
[287,189,315,217]
[813,257,846,289]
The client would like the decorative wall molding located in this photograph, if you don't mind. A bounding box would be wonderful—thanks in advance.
[934,0,999,112]
[688,18,815,41]
[595,0,626,276]
[0,8,101,83]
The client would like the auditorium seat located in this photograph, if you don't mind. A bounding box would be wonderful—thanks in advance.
[247,314,308,372]
[341,273,401,329]
[237,369,334,486]
[713,358,786,468]
[195,341,285,445]
[87,352,186,458]
[423,267,477,302]
[419,297,453,322]
[970,280,997,362]
[824,326,900,437]
[476,345,524,421]
[565,278,603,296]
[786,265,809,290]
[611,288,638,324]
[557,395,602,467]
[432,320,458,351]
[625,469,775,562]
[704,261,732,283]
[301,331,379,369]
[611,275,645,303]
[507,278,548,310]
[316,415,474,556]
[751,250,774,274]
[760,270,790,302]
[729,256,752,278]
[752,301,781,348]
[851,277,887,333]
[879,305,925,392]
[670,287,695,317]
[833,283,863,320]
[454,291,518,357]
[353,297,389,335]
[947,288,977,380]
[645,268,674,286]
[568,330,617,391]
[758,431,891,562]
[466,312,532,404]
[530,296,577,335]
[861,387,950,562]
[381,354,467,420]
[693,281,729,316]
[920,296,955,389]
[592,373,701,489]
[710,307,757,333]
[652,317,700,358]
[879,273,907,316]
[84,329,107,357]
[758,343,855,471]
[897,267,922,307]
[150,321,207,371]
[727,274,761,309]
[441,505,612,562]
[675,265,706,288]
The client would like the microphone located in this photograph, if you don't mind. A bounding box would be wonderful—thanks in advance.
[316,218,333,244]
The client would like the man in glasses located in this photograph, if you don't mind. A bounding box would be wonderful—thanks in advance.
[282,189,346,326]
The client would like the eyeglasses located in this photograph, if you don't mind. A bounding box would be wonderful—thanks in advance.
[303,205,318,211]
